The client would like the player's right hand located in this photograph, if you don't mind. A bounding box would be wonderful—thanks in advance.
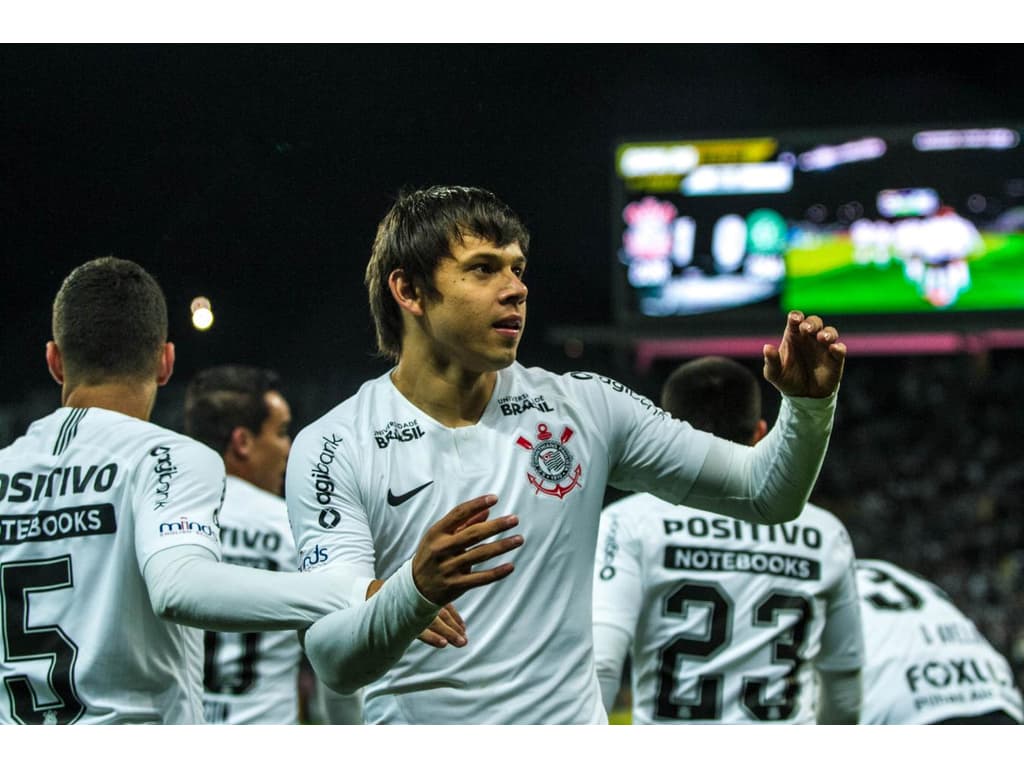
[412,494,522,610]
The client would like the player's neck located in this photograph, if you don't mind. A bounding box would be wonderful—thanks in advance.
[390,359,497,428]
[62,380,158,421]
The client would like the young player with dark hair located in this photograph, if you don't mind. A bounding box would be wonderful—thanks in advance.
[289,186,848,723]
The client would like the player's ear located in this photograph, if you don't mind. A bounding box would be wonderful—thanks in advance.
[388,268,425,317]
[156,342,175,386]
[751,418,769,446]
[45,341,64,384]
[229,426,254,459]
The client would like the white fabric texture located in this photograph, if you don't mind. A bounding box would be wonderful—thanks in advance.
[287,363,838,723]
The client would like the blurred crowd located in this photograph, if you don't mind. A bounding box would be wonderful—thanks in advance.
[812,349,1024,692]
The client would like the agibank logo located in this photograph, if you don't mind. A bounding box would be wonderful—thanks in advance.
[516,423,583,499]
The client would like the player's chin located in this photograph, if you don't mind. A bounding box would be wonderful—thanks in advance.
[480,345,519,371]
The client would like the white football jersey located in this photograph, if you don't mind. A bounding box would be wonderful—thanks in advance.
[856,558,1023,724]
[0,406,225,724]
[201,476,303,724]
[287,363,713,724]
[593,496,864,724]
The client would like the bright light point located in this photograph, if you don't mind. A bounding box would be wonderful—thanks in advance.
[190,296,214,331]
[192,307,213,330]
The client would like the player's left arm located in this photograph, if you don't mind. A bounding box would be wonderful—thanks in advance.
[814,532,865,724]
[600,313,844,525]
[680,314,846,525]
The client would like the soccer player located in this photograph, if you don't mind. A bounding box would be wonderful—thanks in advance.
[183,365,306,724]
[592,356,864,724]
[856,558,1023,724]
[287,185,848,723]
[0,256,521,724]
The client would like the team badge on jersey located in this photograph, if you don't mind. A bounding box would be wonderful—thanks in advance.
[516,423,583,499]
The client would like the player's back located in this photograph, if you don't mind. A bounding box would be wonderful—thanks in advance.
[0,406,224,724]
[594,495,862,724]
[202,476,302,724]
[855,558,1023,724]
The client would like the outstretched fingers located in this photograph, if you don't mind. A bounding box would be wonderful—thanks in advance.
[446,531,524,574]
[413,494,524,606]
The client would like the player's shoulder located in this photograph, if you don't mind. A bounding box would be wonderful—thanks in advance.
[855,557,911,580]
[224,475,285,510]
[117,414,222,465]
[222,475,291,534]
[854,558,950,609]
[799,501,846,528]
[514,363,663,413]
[292,371,391,448]
[10,406,218,466]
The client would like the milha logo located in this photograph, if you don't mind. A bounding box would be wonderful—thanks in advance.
[158,516,217,539]
[516,423,583,499]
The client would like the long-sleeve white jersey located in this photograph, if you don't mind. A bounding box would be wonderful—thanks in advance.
[592,496,864,723]
[855,558,1023,724]
[0,407,225,724]
[201,476,303,724]
[287,362,837,724]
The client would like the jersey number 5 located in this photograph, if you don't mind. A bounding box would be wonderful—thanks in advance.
[1,556,85,724]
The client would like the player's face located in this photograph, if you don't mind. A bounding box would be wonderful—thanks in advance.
[420,236,528,373]
[249,390,292,496]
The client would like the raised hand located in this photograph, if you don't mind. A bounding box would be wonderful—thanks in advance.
[763,310,847,398]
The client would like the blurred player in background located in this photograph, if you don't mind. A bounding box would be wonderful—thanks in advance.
[0,256,521,724]
[184,365,306,724]
[593,356,864,724]
[856,558,1023,724]
[288,185,847,723]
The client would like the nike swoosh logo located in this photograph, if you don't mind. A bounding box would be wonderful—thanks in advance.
[387,481,434,507]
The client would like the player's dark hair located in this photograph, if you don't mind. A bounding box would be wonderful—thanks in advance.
[52,256,168,385]
[184,365,283,456]
[660,356,762,445]
[365,185,531,361]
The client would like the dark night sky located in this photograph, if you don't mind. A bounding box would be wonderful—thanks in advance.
[3,44,1023,421]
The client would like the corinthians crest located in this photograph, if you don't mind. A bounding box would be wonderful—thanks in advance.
[516,423,583,499]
